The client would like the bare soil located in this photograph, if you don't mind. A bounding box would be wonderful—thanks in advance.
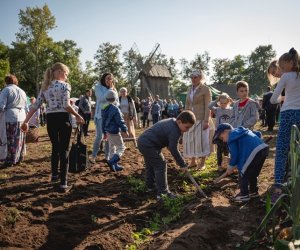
[0,123,277,250]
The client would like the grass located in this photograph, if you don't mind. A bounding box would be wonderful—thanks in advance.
[127,176,146,194]
[126,193,194,249]
[126,153,219,249]
[5,208,21,227]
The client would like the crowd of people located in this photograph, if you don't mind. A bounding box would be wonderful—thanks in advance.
[0,47,299,203]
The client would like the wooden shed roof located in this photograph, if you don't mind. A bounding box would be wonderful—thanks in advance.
[143,64,171,78]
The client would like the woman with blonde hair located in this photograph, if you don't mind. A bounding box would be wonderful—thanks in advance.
[119,87,137,147]
[21,62,84,192]
[183,69,212,169]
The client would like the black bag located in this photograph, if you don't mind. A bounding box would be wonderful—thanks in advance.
[69,126,90,173]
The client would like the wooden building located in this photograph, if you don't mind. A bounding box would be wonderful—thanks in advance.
[139,64,171,100]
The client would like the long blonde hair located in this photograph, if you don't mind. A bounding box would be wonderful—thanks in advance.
[41,62,69,91]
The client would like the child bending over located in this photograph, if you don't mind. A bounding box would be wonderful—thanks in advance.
[213,123,269,202]
[138,110,195,200]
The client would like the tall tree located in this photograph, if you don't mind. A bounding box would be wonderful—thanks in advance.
[16,4,56,95]
[52,40,83,95]
[190,51,211,74]
[0,41,10,89]
[212,55,248,84]
[247,45,276,95]
[180,51,211,80]
[94,42,123,88]
[211,58,231,84]
[122,48,140,91]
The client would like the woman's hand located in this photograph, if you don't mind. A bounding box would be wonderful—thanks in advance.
[203,121,209,130]
[76,115,85,124]
[21,122,29,133]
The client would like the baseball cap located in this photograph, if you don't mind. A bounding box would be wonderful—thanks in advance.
[190,69,202,78]
[212,123,233,142]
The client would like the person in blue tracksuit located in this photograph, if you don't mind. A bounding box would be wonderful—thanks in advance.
[213,123,269,202]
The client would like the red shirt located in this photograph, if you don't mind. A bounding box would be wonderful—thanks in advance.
[238,98,249,108]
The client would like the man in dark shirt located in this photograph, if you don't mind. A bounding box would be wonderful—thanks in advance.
[262,86,278,132]
[138,110,195,200]
[79,89,92,136]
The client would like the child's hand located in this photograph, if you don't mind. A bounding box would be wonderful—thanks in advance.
[180,167,189,173]
[226,167,235,176]
[122,131,129,138]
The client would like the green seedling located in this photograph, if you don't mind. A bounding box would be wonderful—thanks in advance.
[127,176,146,194]
[6,208,20,227]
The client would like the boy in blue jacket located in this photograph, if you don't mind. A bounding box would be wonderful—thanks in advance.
[102,90,129,172]
[213,123,269,202]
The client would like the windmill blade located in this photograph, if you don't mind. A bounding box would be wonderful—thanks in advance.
[144,43,161,65]
[130,43,144,70]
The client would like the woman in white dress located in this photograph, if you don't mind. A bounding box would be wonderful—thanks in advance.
[183,69,212,169]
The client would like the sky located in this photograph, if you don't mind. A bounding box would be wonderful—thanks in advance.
[0,0,299,69]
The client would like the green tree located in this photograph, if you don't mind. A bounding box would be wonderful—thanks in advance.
[9,41,37,95]
[94,42,123,88]
[16,4,56,95]
[247,45,276,95]
[180,51,211,80]
[190,51,211,74]
[52,39,84,96]
[122,48,140,92]
[212,55,248,84]
[0,41,10,89]
[179,58,189,80]
[72,61,98,97]
[212,58,231,84]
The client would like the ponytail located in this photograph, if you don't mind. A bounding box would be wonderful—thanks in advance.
[41,67,53,91]
[289,48,300,76]
[41,62,69,91]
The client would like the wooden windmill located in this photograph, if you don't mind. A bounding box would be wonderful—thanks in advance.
[130,43,171,100]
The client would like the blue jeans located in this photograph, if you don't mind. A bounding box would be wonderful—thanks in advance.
[92,117,108,159]
[274,110,300,184]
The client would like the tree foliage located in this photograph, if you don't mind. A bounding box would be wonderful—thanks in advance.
[0,41,10,89]
[16,4,56,95]
[247,45,276,95]
[211,45,276,95]
[212,55,248,84]
[94,42,123,88]
[122,48,140,90]
[180,51,211,80]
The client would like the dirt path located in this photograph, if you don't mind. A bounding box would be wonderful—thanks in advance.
[0,124,276,249]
